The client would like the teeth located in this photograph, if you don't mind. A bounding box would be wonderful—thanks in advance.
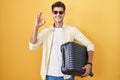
[57,16,59,17]
[56,17,60,19]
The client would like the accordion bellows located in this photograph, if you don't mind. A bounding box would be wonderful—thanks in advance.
[60,42,93,77]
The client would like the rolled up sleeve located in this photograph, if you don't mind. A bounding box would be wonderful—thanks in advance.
[29,29,45,51]
[29,41,41,51]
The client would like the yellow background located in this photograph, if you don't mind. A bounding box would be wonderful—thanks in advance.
[0,0,120,80]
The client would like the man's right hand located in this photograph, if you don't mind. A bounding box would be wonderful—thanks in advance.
[34,12,45,29]
[30,12,45,44]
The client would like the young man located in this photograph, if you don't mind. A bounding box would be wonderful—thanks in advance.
[29,1,94,80]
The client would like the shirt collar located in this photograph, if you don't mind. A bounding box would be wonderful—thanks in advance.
[51,23,66,31]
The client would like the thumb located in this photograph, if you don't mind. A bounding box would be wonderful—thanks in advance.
[82,66,86,69]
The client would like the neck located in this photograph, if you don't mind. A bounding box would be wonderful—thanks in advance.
[54,22,63,28]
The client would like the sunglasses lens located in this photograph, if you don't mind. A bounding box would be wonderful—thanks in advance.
[53,11,64,15]
[59,11,64,15]
[53,11,58,14]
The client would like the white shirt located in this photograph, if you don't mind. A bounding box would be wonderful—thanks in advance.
[47,28,64,76]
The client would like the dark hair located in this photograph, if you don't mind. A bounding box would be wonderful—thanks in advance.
[51,1,66,11]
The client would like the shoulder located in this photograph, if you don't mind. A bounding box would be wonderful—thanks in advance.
[63,24,79,31]
[40,26,53,33]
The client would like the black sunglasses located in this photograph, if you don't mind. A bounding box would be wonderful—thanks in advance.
[53,11,64,15]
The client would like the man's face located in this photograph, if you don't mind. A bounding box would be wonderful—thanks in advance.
[52,7,65,23]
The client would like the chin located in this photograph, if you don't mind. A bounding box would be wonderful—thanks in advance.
[55,19,63,23]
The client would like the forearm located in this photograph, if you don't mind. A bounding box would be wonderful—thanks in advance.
[87,51,94,63]
[82,50,94,77]
[30,26,39,44]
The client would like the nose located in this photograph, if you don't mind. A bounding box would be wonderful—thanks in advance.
[56,13,61,16]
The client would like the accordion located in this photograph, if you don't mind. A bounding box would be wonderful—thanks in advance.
[60,42,93,77]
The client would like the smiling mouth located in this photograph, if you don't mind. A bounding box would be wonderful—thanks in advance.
[55,16,61,19]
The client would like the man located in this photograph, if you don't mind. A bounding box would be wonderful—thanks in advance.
[29,1,94,80]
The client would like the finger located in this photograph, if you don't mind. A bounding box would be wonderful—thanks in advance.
[81,70,86,77]
[85,70,90,76]
[37,14,39,22]
[38,18,46,26]
[81,74,85,77]
[81,72,88,77]
[82,67,85,69]
[40,18,45,24]
[37,13,39,19]
[81,71,87,76]
[81,69,90,77]
[39,12,42,18]
[81,66,86,76]
[37,12,42,21]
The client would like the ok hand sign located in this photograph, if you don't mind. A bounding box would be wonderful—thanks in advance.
[34,12,45,29]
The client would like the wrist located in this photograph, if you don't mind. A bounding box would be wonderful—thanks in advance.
[34,26,39,30]
[87,62,92,66]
